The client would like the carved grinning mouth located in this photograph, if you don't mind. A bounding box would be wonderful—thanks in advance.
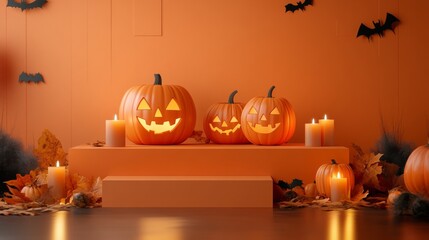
[209,124,241,136]
[247,122,280,134]
[137,117,181,134]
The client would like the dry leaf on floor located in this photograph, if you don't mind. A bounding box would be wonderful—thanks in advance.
[350,184,369,202]
[3,171,40,204]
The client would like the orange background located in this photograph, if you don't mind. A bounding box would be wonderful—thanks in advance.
[0,0,428,152]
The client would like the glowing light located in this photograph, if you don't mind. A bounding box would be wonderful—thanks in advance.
[114,114,118,120]
[138,117,181,134]
[312,118,315,124]
[213,116,221,123]
[249,107,258,114]
[139,217,185,240]
[155,109,163,117]
[166,99,180,111]
[327,211,340,240]
[324,114,328,120]
[137,98,151,110]
[51,211,67,240]
[247,122,280,134]
[56,160,60,167]
[210,123,241,135]
[270,107,280,115]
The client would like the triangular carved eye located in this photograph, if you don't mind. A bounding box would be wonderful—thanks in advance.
[249,107,258,114]
[137,98,151,110]
[166,99,180,111]
[270,107,280,115]
[213,116,221,123]
[230,116,238,123]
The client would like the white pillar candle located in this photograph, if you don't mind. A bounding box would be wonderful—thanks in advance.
[106,114,126,147]
[48,161,66,200]
[305,118,321,147]
[319,114,335,146]
[330,172,348,202]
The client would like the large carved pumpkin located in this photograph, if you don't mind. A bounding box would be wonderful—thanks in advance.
[203,90,249,144]
[404,140,429,198]
[119,74,196,144]
[241,86,296,145]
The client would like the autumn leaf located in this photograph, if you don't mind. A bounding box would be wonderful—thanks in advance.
[350,184,369,202]
[378,161,400,192]
[91,177,102,199]
[3,170,42,204]
[33,129,67,169]
[362,153,383,190]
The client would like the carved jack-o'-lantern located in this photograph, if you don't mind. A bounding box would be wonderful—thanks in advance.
[119,74,196,144]
[203,90,249,144]
[241,86,296,145]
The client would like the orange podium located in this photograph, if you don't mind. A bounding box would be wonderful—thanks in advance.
[103,176,273,207]
[68,143,348,207]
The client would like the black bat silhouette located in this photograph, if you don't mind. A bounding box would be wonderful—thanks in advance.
[357,13,400,39]
[285,0,313,13]
[7,0,47,11]
[19,72,44,84]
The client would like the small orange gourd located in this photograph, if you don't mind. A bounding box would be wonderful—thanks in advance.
[304,181,318,197]
[20,185,44,202]
[315,159,355,197]
[404,140,429,198]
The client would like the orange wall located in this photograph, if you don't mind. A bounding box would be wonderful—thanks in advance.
[0,0,428,152]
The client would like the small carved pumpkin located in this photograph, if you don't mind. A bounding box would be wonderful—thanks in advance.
[241,86,296,145]
[315,159,355,198]
[119,74,196,144]
[404,140,429,198]
[203,90,249,144]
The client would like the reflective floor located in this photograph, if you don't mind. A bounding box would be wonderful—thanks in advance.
[0,207,428,240]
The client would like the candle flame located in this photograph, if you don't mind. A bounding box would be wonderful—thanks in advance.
[114,114,118,120]
[337,172,341,178]
[312,118,315,124]
[56,160,60,167]
[324,114,328,120]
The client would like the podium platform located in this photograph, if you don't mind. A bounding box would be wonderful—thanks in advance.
[68,143,349,207]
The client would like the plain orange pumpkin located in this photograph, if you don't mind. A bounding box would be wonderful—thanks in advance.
[240,86,296,145]
[119,74,196,145]
[315,159,355,198]
[203,90,249,144]
[404,141,429,198]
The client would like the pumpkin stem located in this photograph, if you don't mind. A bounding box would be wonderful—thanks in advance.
[267,86,275,98]
[228,90,238,104]
[154,74,162,85]
[331,159,337,165]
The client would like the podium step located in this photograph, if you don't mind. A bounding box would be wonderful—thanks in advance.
[102,176,273,208]
[69,144,349,185]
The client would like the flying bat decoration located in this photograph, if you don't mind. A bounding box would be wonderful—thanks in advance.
[7,0,47,11]
[19,72,44,84]
[357,13,400,39]
[285,0,313,13]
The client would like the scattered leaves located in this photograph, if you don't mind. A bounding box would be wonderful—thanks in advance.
[88,140,105,147]
[3,171,39,204]
[0,201,71,216]
[190,130,210,144]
